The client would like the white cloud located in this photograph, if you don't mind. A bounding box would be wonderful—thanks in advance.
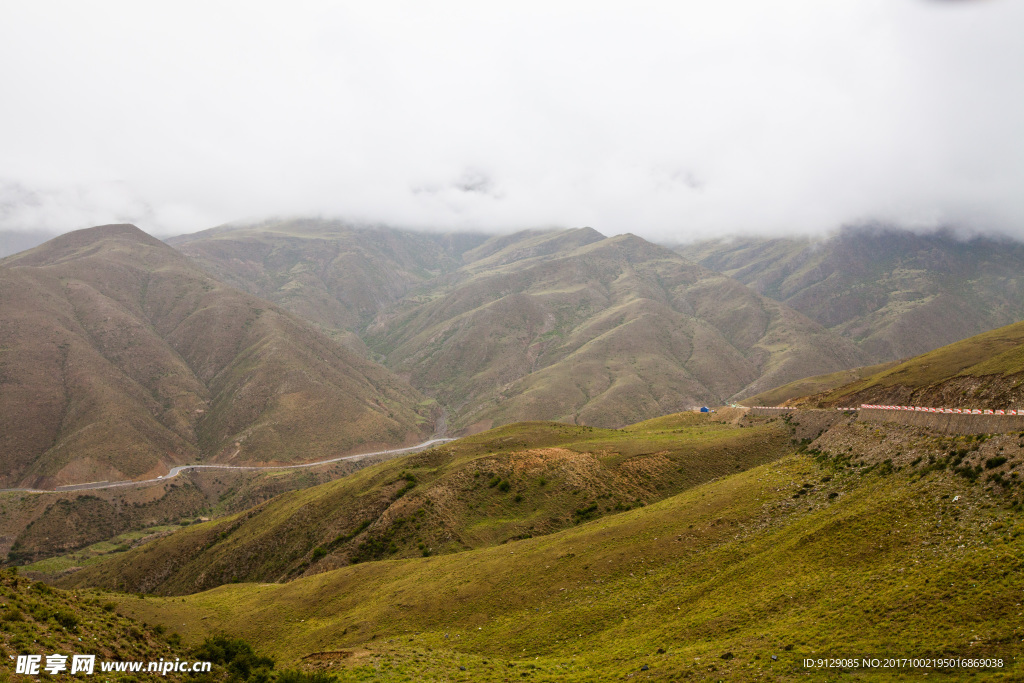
[0,0,1021,241]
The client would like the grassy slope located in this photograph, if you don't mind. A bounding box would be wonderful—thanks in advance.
[368,229,866,430]
[741,361,899,407]
[0,570,179,677]
[809,319,1024,408]
[678,227,1024,364]
[58,414,792,596]
[113,440,1024,681]
[0,224,431,488]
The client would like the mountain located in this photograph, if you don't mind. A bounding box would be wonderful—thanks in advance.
[678,226,1024,362]
[0,224,432,489]
[167,219,488,350]
[365,229,868,431]
[57,412,792,595]
[791,318,1024,410]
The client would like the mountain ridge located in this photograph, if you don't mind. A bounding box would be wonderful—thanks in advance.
[678,226,1024,362]
[0,224,433,488]
[365,228,868,430]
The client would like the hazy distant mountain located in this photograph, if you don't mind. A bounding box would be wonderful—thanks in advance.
[0,229,58,258]
[365,229,868,431]
[678,227,1024,362]
[167,219,488,350]
[0,225,432,488]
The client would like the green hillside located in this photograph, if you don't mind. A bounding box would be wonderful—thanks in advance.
[0,224,432,488]
[106,426,1024,681]
[57,414,792,596]
[678,227,1024,363]
[806,319,1024,409]
[741,361,899,407]
[0,569,179,677]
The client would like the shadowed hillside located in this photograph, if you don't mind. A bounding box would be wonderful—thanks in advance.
[679,226,1024,362]
[1,448,400,566]
[0,224,432,488]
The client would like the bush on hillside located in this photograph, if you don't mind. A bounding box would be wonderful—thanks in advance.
[191,635,274,681]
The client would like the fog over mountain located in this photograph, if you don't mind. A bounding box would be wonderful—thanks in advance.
[1,1,1022,241]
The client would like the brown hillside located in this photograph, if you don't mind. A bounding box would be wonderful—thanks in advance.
[167,218,488,343]
[367,230,868,430]
[0,224,432,488]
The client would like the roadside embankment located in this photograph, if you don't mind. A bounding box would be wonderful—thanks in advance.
[858,408,1024,435]
[745,407,853,441]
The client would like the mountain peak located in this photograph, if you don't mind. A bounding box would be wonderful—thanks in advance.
[1,223,170,268]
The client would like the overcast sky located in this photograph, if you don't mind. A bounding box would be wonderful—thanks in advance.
[1,1,1022,242]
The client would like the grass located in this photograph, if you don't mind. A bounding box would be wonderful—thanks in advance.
[58,415,792,596]
[742,361,899,407]
[0,569,180,678]
[107,442,1024,681]
[820,319,1024,404]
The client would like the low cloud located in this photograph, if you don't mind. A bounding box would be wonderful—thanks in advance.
[0,1,1021,242]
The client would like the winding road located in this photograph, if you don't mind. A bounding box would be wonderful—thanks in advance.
[0,438,456,495]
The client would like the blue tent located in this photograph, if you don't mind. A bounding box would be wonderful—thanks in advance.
[699,406,710,413]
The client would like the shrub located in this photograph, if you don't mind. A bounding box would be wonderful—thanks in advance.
[191,636,274,680]
[53,610,79,631]
[1,607,24,622]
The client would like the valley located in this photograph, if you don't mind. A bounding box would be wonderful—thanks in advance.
[172,221,869,432]
[2,223,1024,682]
